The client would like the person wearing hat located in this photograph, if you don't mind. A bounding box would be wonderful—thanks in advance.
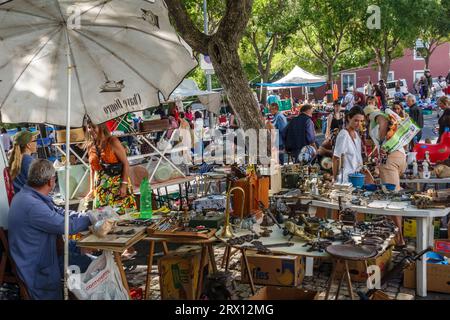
[8,130,40,194]
[364,104,407,247]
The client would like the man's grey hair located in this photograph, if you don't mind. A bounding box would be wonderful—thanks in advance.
[27,159,56,187]
[406,94,416,103]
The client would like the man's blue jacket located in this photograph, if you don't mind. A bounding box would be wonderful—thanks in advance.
[8,185,91,300]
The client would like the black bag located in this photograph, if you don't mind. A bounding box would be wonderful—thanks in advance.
[95,143,123,177]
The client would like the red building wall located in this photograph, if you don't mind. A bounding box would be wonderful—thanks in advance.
[302,42,450,101]
[336,43,450,94]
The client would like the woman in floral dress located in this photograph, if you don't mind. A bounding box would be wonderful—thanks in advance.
[84,119,137,215]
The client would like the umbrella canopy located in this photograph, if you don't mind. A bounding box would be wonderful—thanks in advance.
[0,0,198,126]
[256,65,326,88]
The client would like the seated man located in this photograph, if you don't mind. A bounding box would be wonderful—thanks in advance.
[8,159,92,300]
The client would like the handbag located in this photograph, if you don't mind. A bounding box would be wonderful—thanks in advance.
[95,143,123,176]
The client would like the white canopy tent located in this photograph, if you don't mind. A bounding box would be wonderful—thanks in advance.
[272,65,326,88]
[256,65,326,103]
[159,79,222,115]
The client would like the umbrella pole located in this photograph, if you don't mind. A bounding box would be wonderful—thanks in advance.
[63,32,73,301]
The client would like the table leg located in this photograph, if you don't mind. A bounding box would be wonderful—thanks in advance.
[113,252,131,299]
[427,217,435,247]
[178,183,183,210]
[335,272,345,300]
[416,217,428,297]
[344,260,355,300]
[305,257,314,277]
[325,260,338,300]
[225,246,232,271]
[162,241,169,255]
[144,241,155,300]
[221,245,229,269]
[207,243,218,273]
[196,245,207,300]
[241,248,255,295]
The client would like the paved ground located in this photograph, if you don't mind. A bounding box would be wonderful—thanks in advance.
[125,240,450,301]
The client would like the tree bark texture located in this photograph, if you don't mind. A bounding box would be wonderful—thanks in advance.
[165,0,263,130]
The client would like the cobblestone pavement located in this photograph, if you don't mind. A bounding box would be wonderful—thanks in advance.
[2,240,449,300]
[126,241,450,301]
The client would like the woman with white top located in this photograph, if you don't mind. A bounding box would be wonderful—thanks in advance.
[332,107,365,183]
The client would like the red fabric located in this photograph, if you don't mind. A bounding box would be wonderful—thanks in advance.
[3,168,14,206]
[105,120,117,132]
[376,96,382,108]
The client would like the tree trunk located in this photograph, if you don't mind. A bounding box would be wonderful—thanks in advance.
[424,55,430,70]
[379,60,391,82]
[260,72,269,106]
[208,38,264,130]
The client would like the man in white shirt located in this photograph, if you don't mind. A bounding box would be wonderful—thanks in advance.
[342,88,355,112]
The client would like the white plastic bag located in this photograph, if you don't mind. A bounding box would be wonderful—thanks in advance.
[69,251,129,300]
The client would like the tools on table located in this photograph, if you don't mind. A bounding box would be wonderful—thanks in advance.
[241,241,294,254]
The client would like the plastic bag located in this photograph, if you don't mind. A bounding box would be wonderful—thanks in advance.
[69,251,129,300]
[139,178,153,219]
[87,206,120,225]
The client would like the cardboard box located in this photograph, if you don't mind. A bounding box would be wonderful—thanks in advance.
[403,239,450,294]
[158,249,208,300]
[248,286,318,300]
[56,128,85,143]
[404,218,441,238]
[241,252,304,287]
[335,244,393,282]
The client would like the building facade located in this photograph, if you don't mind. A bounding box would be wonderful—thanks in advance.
[336,42,450,94]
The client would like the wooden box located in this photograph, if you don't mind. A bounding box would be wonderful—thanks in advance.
[56,128,85,143]
[231,176,269,219]
[139,119,170,132]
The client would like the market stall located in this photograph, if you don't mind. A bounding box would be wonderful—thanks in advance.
[256,65,327,109]
[0,0,197,300]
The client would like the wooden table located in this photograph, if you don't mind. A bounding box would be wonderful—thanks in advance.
[300,198,450,297]
[215,223,394,296]
[400,177,450,191]
[77,230,146,299]
[143,235,219,300]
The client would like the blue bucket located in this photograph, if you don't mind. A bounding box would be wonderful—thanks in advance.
[348,173,365,189]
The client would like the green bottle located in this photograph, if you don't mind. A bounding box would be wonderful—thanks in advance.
[140,177,153,219]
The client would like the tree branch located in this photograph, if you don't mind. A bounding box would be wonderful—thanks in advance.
[164,0,210,54]
[298,26,326,64]
[250,31,265,76]
[217,0,254,46]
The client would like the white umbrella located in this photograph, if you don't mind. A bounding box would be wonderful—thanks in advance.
[0,0,197,299]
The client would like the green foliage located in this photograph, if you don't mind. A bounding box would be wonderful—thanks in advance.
[357,0,424,72]
[416,0,450,62]
[291,0,367,80]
